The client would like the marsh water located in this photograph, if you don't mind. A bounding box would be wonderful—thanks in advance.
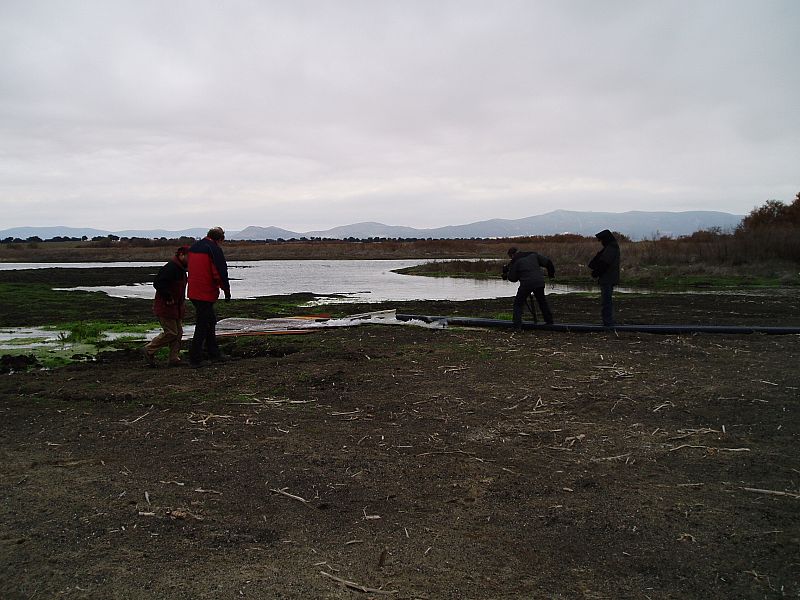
[0,259,594,302]
[0,259,602,353]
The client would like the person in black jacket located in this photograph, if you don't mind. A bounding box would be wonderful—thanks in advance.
[143,246,189,367]
[588,230,620,327]
[504,247,555,328]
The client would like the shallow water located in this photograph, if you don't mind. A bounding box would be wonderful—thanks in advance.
[0,327,68,349]
[2,260,788,303]
[4,259,594,302]
[0,326,162,350]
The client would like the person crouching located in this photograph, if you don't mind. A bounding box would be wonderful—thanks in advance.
[143,246,189,367]
[505,247,555,329]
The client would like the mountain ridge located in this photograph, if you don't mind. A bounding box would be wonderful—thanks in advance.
[1,210,744,242]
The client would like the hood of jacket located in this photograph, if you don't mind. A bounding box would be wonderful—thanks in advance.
[595,229,618,247]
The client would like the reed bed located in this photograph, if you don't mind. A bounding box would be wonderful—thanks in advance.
[2,230,798,285]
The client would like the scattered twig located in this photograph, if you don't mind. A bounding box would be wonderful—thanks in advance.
[194,488,222,495]
[416,450,477,458]
[251,398,315,406]
[269,487,309,505]
[188,413,233,426]
[319,571,398,595]
[121,411,150,425]
[668,428,719,441]
[669,444,707,452]
[49,459,96,468]
[563,434,585,448]
[591,453,631,463]
[170,508,204,521]
[225,402,266,406]
[743,487,800,500]
[744,569,769,581]
[669,444,750,452]
[592,365,635,378]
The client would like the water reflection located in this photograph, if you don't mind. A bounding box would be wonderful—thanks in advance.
[35,259,595,302]
[5,260,781,302]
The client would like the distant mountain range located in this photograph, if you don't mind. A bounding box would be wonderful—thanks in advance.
[2,210,744,242]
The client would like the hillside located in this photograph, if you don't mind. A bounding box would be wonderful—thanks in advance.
[2,209,744,242]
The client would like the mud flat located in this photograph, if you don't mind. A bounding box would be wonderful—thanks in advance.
[2,285,799,598]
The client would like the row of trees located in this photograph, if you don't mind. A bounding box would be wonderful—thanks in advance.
[1,234,193,246]
[2,235,88,243]
[262,233,616,243]
[3,233,616,245]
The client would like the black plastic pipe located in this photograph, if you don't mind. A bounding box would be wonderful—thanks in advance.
[396,314,800,335]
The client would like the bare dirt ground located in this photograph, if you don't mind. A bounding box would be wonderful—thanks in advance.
[1,294,799,599]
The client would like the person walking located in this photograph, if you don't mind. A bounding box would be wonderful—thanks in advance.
[505,247,555,329]
[187,227,231,367]
[588,229,621,327]
[143,246,189,367]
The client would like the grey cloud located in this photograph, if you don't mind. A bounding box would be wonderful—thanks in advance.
[0,0,797,230]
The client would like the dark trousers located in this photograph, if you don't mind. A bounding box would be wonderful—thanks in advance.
[190,300,220,363]
[513,284,553,327]
[600,283,615,326]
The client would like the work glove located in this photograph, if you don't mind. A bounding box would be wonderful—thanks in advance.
[224,290,232,302]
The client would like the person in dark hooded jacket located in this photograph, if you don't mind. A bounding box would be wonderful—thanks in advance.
[187,227,231,366]
[143,246,189,367]
[588,229,620,326]
[505,247,555,328]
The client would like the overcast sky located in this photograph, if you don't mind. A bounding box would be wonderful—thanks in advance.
[1,0,798,232]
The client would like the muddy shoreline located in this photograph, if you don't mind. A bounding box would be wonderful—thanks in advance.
[1,269,799,598]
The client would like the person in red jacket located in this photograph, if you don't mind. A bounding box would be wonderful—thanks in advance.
[187,227,231,366]
[143,246,189,367]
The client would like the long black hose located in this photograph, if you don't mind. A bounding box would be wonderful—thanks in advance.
[396,314,800,335]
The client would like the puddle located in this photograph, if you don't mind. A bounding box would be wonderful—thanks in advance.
[0,326,163,351]
[0,326,168,371]
[0,327,69,350]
